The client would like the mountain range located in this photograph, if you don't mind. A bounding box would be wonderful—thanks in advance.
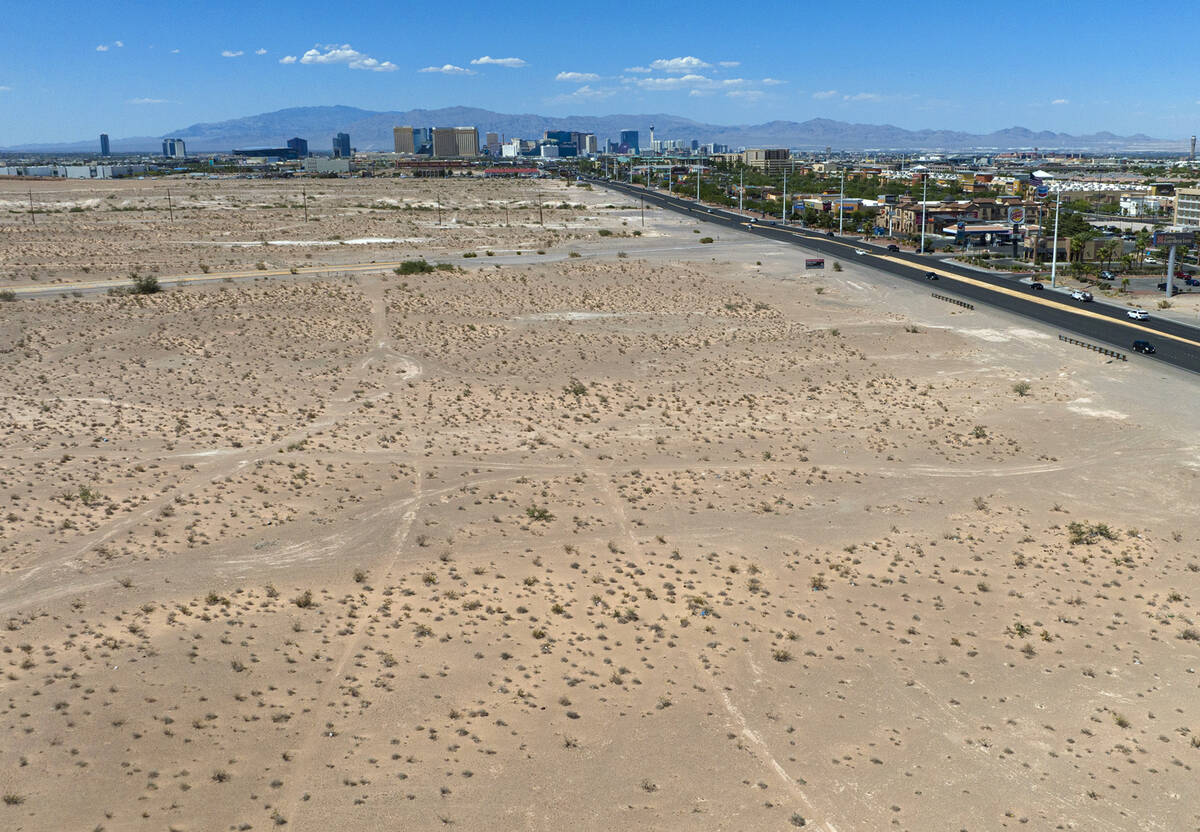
[0,106,1182,154]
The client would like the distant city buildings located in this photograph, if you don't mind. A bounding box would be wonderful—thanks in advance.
[432,127,479,158]
[100,133,110,157]
[161,138,186,159]
[287,137,309,158]
[393,126,416,154]
[485,132,500,155]
[619,129,639,154]
[332,132,352,158]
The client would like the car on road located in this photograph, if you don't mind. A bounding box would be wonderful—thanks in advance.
[1132,340,1156,354]
[1187,278,1200,287]
[886,244,900,252]
[1029,282,1044,290]
[854,248,868,255]
[1099,270,1115,280]
[1127,309,1150,320]
[924,271,938,280]
[1071,290,1093,301]
[826,231,836,238]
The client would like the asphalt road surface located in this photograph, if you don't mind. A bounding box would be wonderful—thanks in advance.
[596,178,1200,376]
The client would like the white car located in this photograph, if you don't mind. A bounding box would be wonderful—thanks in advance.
[1071,290,1093,302]
[854,248,868,255]
[1127,309,1149,320]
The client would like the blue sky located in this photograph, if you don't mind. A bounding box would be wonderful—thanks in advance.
[2,0,1198,145]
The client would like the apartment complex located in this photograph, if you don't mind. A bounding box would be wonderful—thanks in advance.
[743,148,791,173]
[1175,188,1200,228]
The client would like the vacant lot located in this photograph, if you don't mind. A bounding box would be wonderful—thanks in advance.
[1,175,1198,832]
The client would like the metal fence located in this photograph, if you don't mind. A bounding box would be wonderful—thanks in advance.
[1058,334,1127,361]
[931,293,974,310]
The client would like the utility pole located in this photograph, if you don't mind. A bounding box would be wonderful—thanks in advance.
[539,200,543,226]
[641,198,645,227]
[166,188,174,222]
[302,189,308,222]
[919,174,928,254]
[739,169,744,213]
[838,168,845,235]
[505,200,509,227]
[696,166,700,201]
[1050,188,1062,288]
[28,189,35,225]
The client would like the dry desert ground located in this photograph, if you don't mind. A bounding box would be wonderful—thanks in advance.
[1,175,1200,832]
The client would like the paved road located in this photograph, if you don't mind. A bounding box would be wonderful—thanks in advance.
[598,178,1200,375]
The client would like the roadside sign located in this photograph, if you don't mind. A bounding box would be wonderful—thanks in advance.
[1007,206,1026,224]
[805,258,825,269]
[956,221,966,231]
[1035,185,1050,198]
[1154,230,1197,247]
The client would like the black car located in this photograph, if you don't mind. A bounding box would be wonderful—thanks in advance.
[886,244,900,252]
[1132,340,1156,354]
[826,231,836,238]
[1029,282,1045,290]
[924,271,938,280]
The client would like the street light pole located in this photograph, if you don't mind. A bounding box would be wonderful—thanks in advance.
[739,169,743,213]
[919,174,928,254]
[1050,188,1062,288]
[782,169,787,223]
[696,166,700,201]
[838,168,845,235]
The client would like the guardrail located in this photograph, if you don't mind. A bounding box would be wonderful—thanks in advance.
[1058,334,1127,361]
[931,293,974,310]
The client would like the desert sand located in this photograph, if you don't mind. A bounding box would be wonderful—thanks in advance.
[1,174,1199,832]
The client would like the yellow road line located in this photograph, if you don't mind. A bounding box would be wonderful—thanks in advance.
[875,255,1200,349]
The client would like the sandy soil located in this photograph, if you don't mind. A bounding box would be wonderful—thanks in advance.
[1,176,1199,832]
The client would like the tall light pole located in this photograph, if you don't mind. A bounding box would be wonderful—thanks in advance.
[838,168,845,235]
[696,166,701,201]
[739,169,743,213]
[782,168,787,223]
[919,174,928,254]
[1050,187,1062,288]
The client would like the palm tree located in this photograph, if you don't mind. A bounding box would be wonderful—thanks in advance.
[1135,229,1151,265]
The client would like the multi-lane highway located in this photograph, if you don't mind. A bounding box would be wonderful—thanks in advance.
[596,177,1200,375]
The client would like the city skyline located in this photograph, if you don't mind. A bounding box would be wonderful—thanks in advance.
[2,0,1199,146]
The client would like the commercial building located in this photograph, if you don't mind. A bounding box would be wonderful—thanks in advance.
[287,137,309,158]
[100,133,110,156]
[485,132,500,155]
[162,138,186,158]
[1174,188,1200,228]
[432,126,479,158]
[232,147,301,161]
[0,164,147,179]
[304,157,352,174]
[619,129,639,154]
[332,132,352,159]
[743,148,791,173]
[393,126,416,155]
[582,134,598,155]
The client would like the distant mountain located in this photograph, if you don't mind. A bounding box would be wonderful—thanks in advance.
[0,106,1183,153]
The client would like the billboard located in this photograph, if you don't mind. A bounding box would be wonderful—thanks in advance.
[1153,230,1197,247]
[805,258,825,269]
[1007,206,1026,224]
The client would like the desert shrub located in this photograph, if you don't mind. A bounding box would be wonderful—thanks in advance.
[395,260,434,275]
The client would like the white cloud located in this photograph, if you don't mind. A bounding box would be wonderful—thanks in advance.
[556,71,600,82]
[470,55,526,68]
[279,55,296,64]
[114,40,124,48]
[0,85,11,92]
[625,65,652,73]
[569,85,614,99]
[222,50,244,57]
[843,91,882,102]
[812,89,838,99]
[255,48,268,55]
[296,44,398,72]
[727,89,764,102]
[1051,98,1069,105]
[95,44,109,52]
[419,63,474,75]
[170,48,180,54]
[128,97,168,104]
[762,77,785,86]
[649,56,710,73]
[718,60,740,68]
